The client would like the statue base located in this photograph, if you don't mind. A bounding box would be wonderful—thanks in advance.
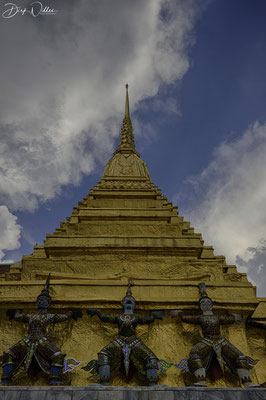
[0,386,266,399]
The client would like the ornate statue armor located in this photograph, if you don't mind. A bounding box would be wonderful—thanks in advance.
[170,283,258,387]
[87,280,164,386]
[1,274,82,385]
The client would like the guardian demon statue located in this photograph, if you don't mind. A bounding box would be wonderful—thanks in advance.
[1,274,82,385]
[87,280,164,386]
[170,283,258,387]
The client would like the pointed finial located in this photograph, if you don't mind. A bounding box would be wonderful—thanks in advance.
[113,84,138,155]
[126,278,133,296]
[37,273,52,302]
[42,273,51,296]
[198,283,207,298]
[198,282,212,302]
[125,83,130,117]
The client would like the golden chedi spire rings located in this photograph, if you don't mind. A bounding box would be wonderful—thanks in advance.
[114,84,138,156]
[100,84,152,187]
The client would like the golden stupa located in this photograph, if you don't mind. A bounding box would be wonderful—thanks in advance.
[0,86,265,387]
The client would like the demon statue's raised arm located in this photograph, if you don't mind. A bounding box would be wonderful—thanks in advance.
[86,280,164,386]
[169,283,258,388]
[1,274,82,385]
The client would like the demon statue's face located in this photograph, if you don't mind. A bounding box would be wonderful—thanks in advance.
[36,295,50,313]
[199,297,213,313]
[122,296,135,314]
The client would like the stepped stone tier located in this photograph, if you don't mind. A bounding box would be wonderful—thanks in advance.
[0,86,266,388]
[0,386,266,400]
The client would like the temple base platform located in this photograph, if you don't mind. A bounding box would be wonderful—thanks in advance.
[0,386,266,400]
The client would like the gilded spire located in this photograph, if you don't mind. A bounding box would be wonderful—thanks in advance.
[125,83,130,117]
[114,84,138,155]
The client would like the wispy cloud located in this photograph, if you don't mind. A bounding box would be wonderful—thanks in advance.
[0,0,206,260]
[178,122,266,296]
[0,206,21,263]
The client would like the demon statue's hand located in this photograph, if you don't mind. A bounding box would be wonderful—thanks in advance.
[151,310,165,320]
[232,314,243,323]
[168,309,183,318]
[86,308,98,317]
[70,309,82,321]
[6,309,17,320]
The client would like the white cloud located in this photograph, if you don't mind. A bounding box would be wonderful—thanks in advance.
[0,0,206,257]
[0,206,21,263]
[180,122,266,297]
[0,0,204,212]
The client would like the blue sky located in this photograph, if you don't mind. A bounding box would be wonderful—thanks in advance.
[1,0,266,295]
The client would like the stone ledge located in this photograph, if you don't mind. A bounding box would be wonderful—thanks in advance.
[0,386,266,400]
